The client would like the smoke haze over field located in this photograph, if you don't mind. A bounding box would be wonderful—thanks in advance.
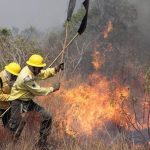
[130,0,150,38]
[0,0,149,37]
[0,0,82,30]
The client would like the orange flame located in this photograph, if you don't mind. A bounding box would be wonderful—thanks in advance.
[55,42,131,136]
[91,50,105,70]
[103,21,113,39]
[60,73,130,136]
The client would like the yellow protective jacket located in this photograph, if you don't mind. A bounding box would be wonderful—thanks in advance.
[0,70,11,109]
[8,66,56,101]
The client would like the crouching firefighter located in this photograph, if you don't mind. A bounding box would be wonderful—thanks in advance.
[8,54,64,149]
[0,62,21,128]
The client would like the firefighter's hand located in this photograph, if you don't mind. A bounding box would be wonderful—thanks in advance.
[52,83,60,92]
[55,63,64,72]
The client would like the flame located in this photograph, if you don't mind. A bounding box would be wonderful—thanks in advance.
[59,73,130,136]
[91,50,105,70]
[107,43,113,52]
[55,43,130,136]
[103,21,113,39]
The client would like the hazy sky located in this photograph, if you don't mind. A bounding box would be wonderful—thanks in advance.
[0,0,81,30]
[0,0,149,36]
[130,0,150,38]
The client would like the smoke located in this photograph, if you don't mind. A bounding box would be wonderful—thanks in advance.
[130,0,150,39]
[0,0,83,31]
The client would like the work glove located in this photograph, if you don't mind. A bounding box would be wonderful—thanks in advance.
[52,83,60,92]
[55,63,64,72]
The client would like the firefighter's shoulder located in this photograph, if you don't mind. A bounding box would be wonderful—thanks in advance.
[23,75,33,83]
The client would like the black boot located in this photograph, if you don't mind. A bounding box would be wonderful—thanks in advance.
[35,136,50,150]
[35,142,50,150]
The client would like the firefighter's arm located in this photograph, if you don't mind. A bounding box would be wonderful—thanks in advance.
[24,79,54,96]
[38,63,64,80]
[0,91,9,101]
[38,68,56,80]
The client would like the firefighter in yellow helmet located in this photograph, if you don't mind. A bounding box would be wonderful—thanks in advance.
[0,62,21,128]
[8,54,64,149]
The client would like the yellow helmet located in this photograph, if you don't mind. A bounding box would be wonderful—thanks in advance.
[26,54,46,67]
[5,62,21,76]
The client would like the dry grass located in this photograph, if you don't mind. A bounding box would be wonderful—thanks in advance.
[0,116,148,150]
[1,133,148,150]
[0,79,149,150]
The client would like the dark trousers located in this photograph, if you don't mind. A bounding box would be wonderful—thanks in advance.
[8,100,52,142]
[0,108,11,128]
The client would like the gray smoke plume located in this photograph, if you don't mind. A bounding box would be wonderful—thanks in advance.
[0,0,82,31]
[130,0,150,39]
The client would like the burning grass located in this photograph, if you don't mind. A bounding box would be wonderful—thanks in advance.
[0,29,149,149]
[0,120,148,150]
[58,72,130,137]
[0,74,149,149]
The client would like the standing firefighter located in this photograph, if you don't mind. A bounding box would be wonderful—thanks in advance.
[8,54,64,149]
[0,62,21,128]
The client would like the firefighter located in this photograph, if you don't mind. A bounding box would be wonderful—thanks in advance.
[8,54,64,149]
[0,62,21,128]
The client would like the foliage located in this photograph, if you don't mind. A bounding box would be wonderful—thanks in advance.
[0,28,11,37]
[145,69,150,93]
[0,28,42,69]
